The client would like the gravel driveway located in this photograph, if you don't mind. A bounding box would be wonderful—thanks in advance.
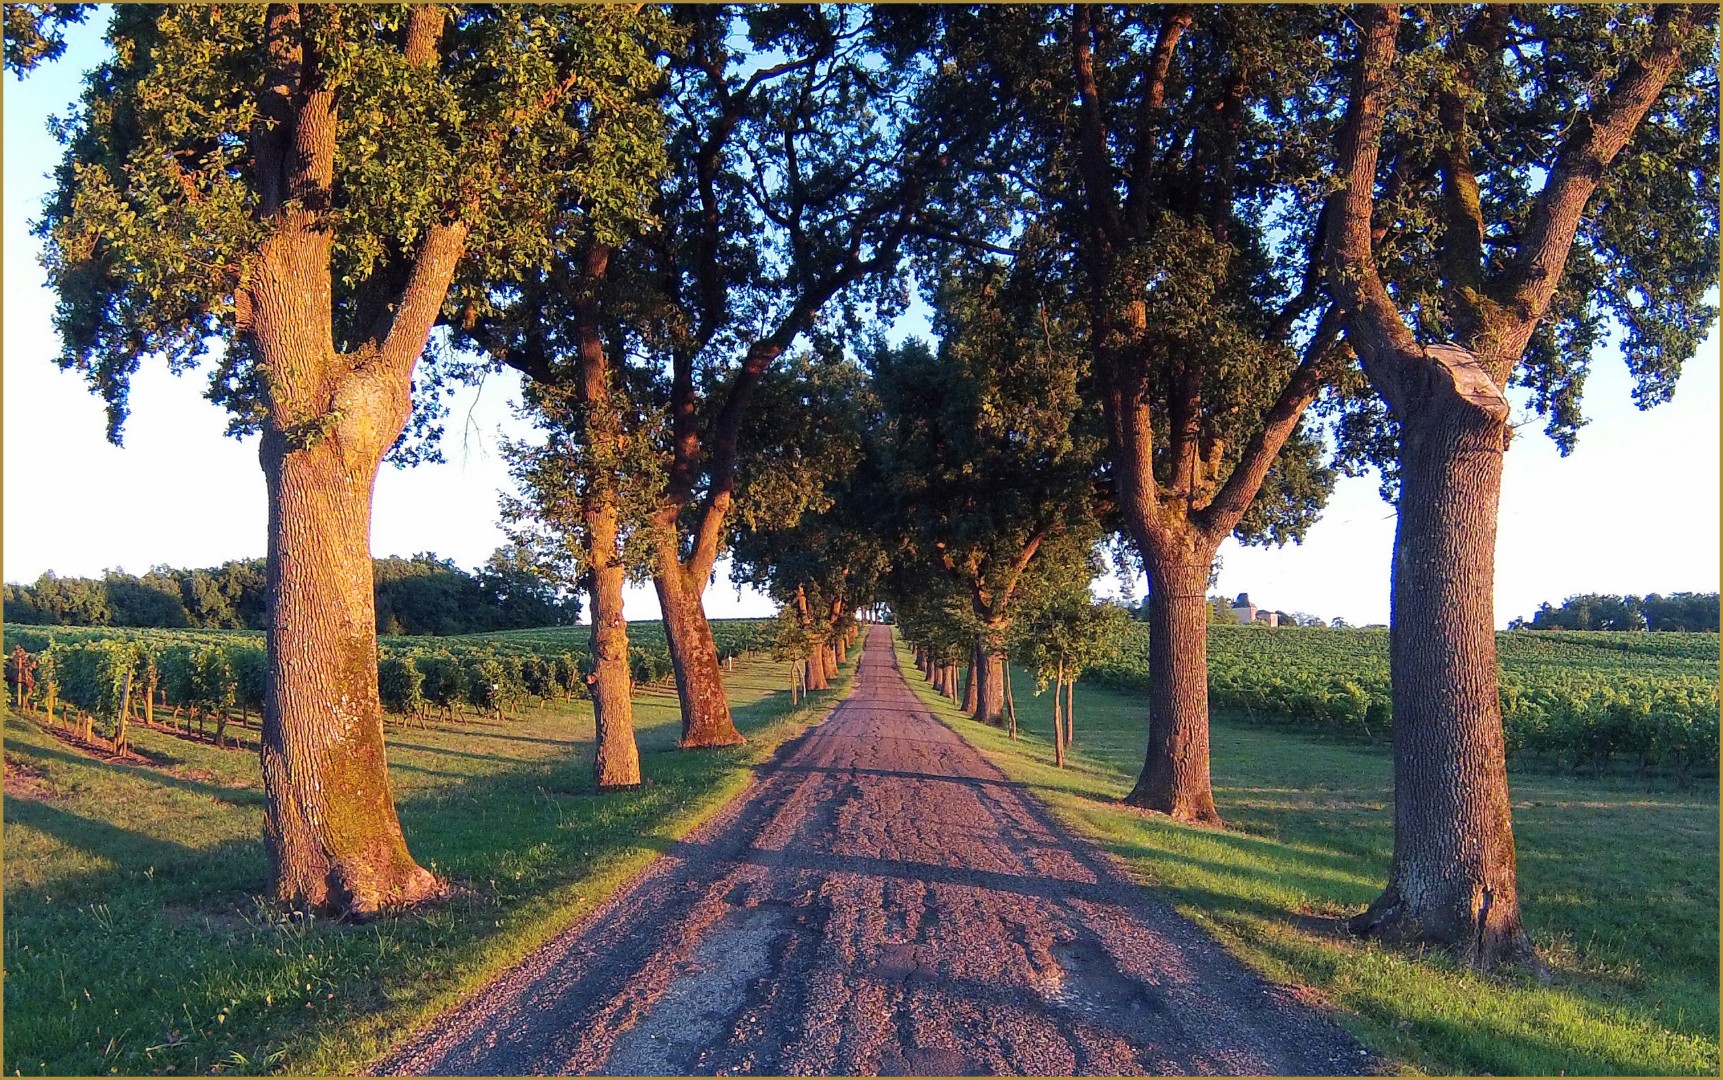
[375,624,1373,1076]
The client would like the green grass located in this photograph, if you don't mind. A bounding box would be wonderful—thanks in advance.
[2,649,850,1076]
[895,636,1720,1076]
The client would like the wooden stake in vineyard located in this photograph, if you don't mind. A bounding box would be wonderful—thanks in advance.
[113,670,133,757]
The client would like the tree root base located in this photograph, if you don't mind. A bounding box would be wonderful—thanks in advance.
[1349,889,1548,978]
[1120,788,1223,828]
[679,733,748,750]
[274,863,448,923]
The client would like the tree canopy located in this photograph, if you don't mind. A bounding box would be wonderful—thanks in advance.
[38,4,672,445]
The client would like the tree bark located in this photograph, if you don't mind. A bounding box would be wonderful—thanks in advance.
[1347,388,1534,967]
[805,649,828,692]
[586,537,639,791]
[575,246,640,792]
[962,642,980,713]
[1064,676,1075,749]
[1053,666,1066,768]
[1124,557,1221,824]
[260,428,439,915]
[654,555,745,748]
[973,648,1007,726]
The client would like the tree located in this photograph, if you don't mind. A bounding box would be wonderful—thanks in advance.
[1323,3,1718,965]
[943,5,1345,822]
[1012,568,1129,767]
[891,579,980,705]
[497,298,670,790]
[475,544,580,632]
[1509,592,1719,632]
[871,231,1106,727]
[728,350,879,687]
[729,351,885,696]
[625,5,997,748]
[36,5,670,914]
[1643,593,1720,633]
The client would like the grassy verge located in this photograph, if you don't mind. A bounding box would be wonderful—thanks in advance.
[892,635,1719,1077]
[3,650,854,1076]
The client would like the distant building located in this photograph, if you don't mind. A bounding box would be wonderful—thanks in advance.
[1231,593,1272,626]
[1229,593,1286,627]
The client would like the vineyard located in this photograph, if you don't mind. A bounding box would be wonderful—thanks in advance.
[1087,624,1721,774]
[1,620,777,753]
[9,617,1712,777]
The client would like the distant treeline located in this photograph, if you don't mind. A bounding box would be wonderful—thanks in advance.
[1509,593,1719,633]
[2,550,580,636]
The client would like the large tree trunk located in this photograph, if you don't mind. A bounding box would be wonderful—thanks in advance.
[586,528,639,791]
[575,249,640,791]
[1124,556,1221,825]
[260,429,438,916]
[973,648,1007,726]
[805,650,828,692]
[654,556,745,748]
[1349,396,1533,967]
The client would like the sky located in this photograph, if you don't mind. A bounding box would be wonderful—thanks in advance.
[4,15,1719,629]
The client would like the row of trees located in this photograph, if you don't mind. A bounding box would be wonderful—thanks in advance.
[2,550,579,634]
[1509,592,1721,633]
[21,4,1717,971]
[758,3,1717,970]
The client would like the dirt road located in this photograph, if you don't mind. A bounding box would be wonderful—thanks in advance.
[378,625,1372,1076]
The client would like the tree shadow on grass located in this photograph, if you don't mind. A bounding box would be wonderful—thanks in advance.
[7,738,263,808]
[5,796,198,873]
[1092,825,1718,1076]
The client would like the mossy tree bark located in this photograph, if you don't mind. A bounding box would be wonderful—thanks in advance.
[261,421,439,914]
[249,7,463,916]
[1349,394,1530,963]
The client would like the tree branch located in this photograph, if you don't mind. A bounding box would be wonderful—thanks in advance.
[1323,2,1422,413]
[1072,4,1124,249]
[374,220,470,374]
[1434,5,1507,331]
[1490,3,1697,362]
[1123,5,1194,232]
[1197,308,1340,541]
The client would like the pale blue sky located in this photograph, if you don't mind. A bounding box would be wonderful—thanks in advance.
[5,15,1718,627]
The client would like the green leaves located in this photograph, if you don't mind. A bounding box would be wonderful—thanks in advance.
[38,4,674,443]
[3,3,91,74]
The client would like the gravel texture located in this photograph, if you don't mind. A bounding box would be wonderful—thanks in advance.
[375,625,1375,1076]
